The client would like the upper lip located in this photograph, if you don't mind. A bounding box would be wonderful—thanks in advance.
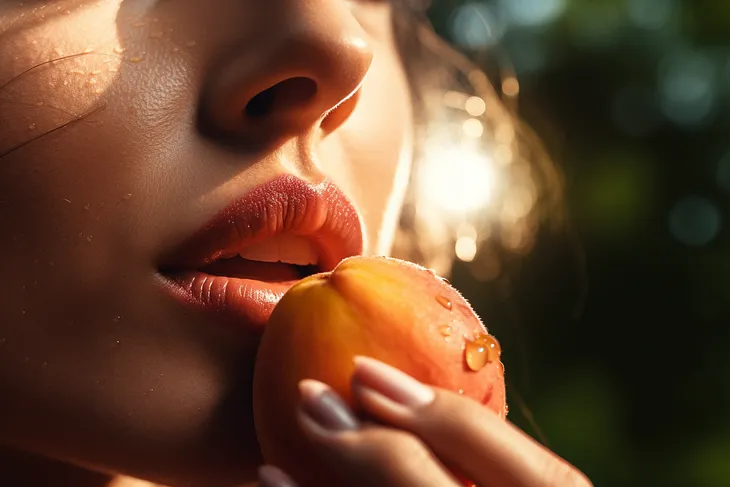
[160,174,364,274]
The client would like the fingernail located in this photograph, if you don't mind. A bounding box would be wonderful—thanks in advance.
[259,465,298,487]
[353,356,434,408]
[298,379,359,431]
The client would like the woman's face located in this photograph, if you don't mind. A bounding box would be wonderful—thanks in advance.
[0,0,412,485]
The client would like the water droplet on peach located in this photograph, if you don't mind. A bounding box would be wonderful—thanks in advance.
[436,295,452,310]
[464,332,500,371]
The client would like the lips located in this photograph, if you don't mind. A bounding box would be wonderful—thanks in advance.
[159,175,364,331]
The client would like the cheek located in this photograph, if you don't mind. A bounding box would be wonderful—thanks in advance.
[0,7,250,471]
[319,44,413,254]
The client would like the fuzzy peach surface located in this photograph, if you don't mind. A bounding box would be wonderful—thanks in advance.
[253,256,506,486]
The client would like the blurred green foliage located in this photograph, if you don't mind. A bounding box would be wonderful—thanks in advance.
[430,1,730,486]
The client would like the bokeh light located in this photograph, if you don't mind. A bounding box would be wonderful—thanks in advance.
[450,2,506,49]
[626,0,678,30]
[659,49,717,127]
[465,96,487,117]
[455,236,478,262]
[502,77,520,97]
[668,195,722,246]
[500,0,566,28]
[428,2,730,486]
[414,89,539,273]
[462,118,484,138]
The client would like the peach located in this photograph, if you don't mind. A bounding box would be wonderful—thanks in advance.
[253,256,506,486]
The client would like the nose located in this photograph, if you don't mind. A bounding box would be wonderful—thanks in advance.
[198,2,373,150]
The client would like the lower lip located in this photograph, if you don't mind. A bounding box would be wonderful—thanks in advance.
[160,272,298,331]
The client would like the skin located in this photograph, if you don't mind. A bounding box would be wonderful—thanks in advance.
[0,0,410,485]
[261,357,593,487]
[0,1,592,486]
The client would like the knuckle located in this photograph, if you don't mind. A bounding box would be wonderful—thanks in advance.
[342,427,432,475]
[542,458,593,487]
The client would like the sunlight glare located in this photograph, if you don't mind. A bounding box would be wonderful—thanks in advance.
[418,146,496,215]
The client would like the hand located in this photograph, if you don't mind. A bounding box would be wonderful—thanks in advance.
[257,356,592,487]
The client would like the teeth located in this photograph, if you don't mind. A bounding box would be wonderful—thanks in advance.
[238,234,318,266]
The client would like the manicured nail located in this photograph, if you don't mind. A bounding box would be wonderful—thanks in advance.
[259,465,298,487]
[353,356,434,408]
[298,379,359,431]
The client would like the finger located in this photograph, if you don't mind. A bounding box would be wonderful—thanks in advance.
[297,379,462,487]
[351,356,593,487]
[258,465,298,487]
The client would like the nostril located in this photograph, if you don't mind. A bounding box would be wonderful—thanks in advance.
[245,88,276,117]
[244,77,318,118]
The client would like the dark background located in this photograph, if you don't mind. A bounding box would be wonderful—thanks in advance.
[429,1,730,486]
